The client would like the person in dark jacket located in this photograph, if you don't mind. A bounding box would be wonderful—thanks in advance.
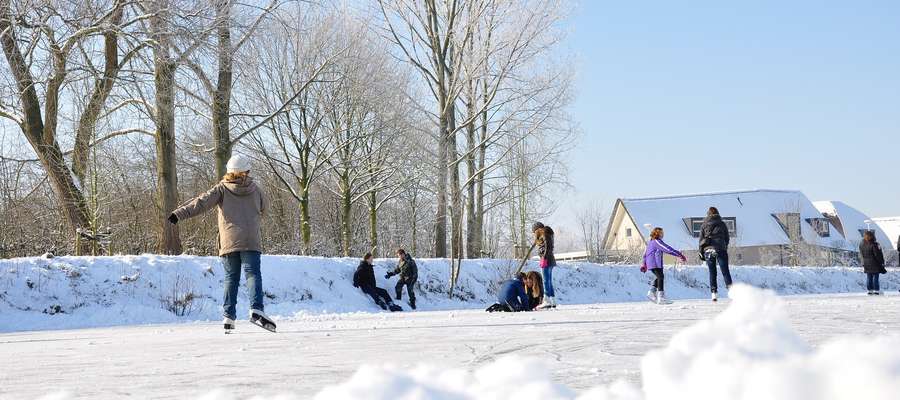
[698,207,733,301]
[354,253,402,311]
[859,230,886,295]
[533,222,558,308]
[385,249,418,309]
[487,273,530,312]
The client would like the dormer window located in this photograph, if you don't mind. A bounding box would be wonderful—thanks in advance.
[683,217,737,238]
[806,218,831,238]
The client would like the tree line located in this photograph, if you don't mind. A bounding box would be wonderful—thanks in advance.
[0,0,577,270]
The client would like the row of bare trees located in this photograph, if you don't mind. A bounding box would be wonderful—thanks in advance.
[0,0,577,263]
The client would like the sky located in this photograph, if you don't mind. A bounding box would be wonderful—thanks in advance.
[554,0,900,235]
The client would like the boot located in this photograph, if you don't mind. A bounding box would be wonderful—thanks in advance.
[646,289,657,302]
[538,296,554,309]
[656,291,671,304]
[409,298,416,310]
[223,317,235,331]
[711,291,718,302]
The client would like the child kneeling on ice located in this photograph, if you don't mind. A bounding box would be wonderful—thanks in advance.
[641,227,686,304]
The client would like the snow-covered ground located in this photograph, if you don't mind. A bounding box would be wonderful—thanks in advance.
[1,255,897,332]
[1,288,898,399]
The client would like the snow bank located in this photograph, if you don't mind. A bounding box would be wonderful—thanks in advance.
[0,254,897,332]
[312,285,900,400]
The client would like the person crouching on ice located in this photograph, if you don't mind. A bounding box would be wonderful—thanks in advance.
[385,249,418,309]
[354,253,402,311]
[641,227,687,304]
[168,154,275,332]
[486,273,530,312]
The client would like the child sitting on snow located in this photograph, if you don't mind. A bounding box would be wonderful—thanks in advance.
[641,227,687,304]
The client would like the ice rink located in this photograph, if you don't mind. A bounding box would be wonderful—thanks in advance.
[1,292,897,399]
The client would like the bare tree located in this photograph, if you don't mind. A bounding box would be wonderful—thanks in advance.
[0,0,149,252]
[576,200,608,261]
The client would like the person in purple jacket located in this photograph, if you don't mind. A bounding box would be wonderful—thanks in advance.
[641,227,687,304]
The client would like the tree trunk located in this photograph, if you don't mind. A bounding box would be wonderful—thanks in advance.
[212,0,234,179]
[368,190,378,255]
[73,5,124,184]
[298,185,311,255]
[340,179,352,257]
[473,77,489,259]
[433,112,449,258]
[151,2,182,255]
[464,80,479,259]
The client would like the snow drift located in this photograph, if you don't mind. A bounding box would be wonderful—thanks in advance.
[0,254,897,332]
[314,285,900,400]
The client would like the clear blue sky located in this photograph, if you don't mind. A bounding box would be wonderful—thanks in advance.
[557,0,900,228]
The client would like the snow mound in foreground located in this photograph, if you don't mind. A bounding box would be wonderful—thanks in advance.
[312,285,900,400]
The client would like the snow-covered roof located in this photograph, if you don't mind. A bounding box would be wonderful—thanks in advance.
[812,201,891,247]
[871,217,900,249]
[618,189,853,251]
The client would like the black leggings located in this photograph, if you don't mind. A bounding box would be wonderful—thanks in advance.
[362,286,393,306]
[651,268,664,292]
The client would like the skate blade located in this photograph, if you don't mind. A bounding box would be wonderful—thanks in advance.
[250,319,277,333]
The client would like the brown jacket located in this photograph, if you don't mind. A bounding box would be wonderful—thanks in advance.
[172,177,266,256]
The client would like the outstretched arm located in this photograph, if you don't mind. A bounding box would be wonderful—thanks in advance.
[172,185,222,221]
[658,240,686,260]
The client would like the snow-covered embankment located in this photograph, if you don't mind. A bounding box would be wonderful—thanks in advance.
[0,254,896,332]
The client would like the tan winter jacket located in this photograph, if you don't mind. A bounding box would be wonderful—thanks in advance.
[172,176,266,256]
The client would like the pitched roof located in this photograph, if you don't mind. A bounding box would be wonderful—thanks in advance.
[813,201,892,247]
[618,189,853,251]
[871,217,900,249]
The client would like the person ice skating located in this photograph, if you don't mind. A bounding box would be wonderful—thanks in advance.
[354,253,402,312]
[641,227,687,304]
[524,271,544,310]
[532,222,557,309]
[699,207,733,301]
[385,249,418,309]
[859,230,886,295]
[168,154,275,332]
[486,273,530,312]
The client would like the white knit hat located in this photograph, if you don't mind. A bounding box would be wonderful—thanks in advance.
[226,154,251,173]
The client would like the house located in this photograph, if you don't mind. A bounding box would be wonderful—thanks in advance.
[602,189,858,266]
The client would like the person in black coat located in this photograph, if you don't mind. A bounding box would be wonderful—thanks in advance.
[354,253,402,311]
[385,249,418,309]
[699,207,733,300]
[859,230,886,295]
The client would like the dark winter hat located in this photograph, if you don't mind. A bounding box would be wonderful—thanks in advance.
[532,222,545,232]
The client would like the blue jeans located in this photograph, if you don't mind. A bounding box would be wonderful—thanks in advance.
[542,266,555,297]
[866,273,880,291]
[221,251,263,319]
[705,249,732,293]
